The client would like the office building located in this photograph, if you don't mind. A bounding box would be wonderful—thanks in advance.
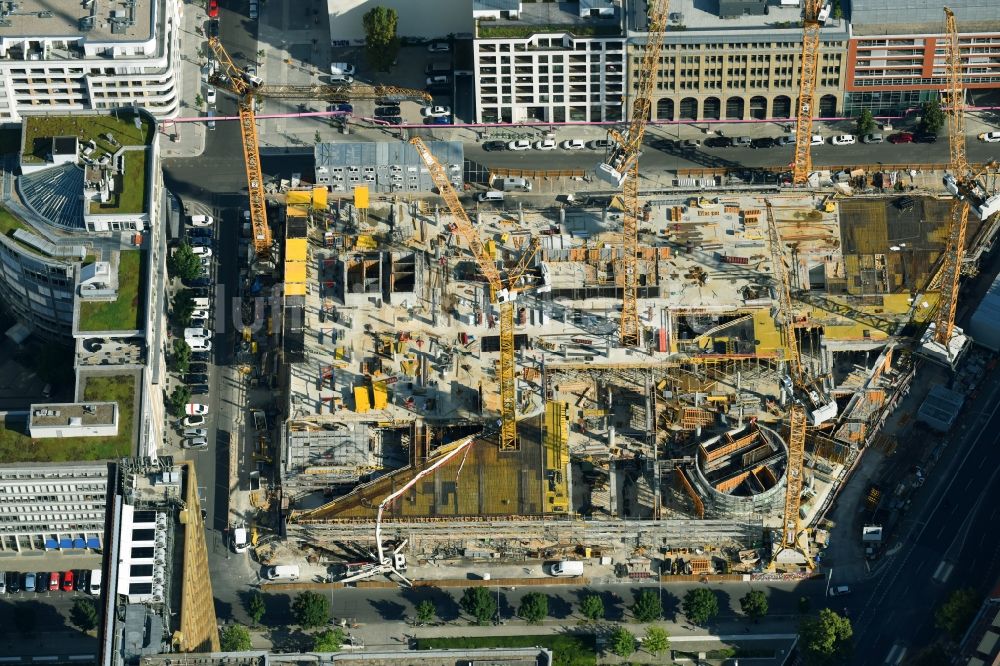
[845,0,1000,114]
[0,0,182,123]
[630,0,849,122]
[472,0,626,123]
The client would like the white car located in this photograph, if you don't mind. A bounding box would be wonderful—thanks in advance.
[189,214,213,227]
[830,134,856,146]
[183,437,208,450]
[188,338,212,352]
[507,139,531,151]
[560,139,585,150]
[427,42,450,53]
[191,309,209,320]
[185,403,209,416]
[810,134,824,146]
[206,87,216,106]
[192,246,212,258]
[979,131,1000,143]
[421,105,451,118]
[183,415,206,427]
[777,135,796,146]
[184,428,208,438]
[533,139,557,151]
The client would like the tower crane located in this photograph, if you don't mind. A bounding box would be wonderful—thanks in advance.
[410,137,541,453]
[595,0,669,347]
[791,0,824,185]
[206,38,431,262]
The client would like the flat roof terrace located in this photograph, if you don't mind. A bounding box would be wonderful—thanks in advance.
[0,0,154,43]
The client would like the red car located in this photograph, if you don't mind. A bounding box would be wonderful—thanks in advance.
[49,572,59,591]
[208,0,219,18]
[888,132,913,144]
[61,570,74,592]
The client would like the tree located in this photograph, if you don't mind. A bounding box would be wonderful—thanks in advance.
[800,608,853,665]
[920,100,946,134]
[609,626,636,657]
[935,587,981,640]
[312,627,345,652]
[362,7,399,72]
[643,625,670,656]
[414,599,436,625]
[631,589,662,623]
[682,588,719,626]
[167,385,191,417]
[579,593,605,621]
[219,624,253,652]
[910,643,950,666]
[195,93,204,108]
[168,242,202,280]
[292,591,330,628]
[831,0,843,20]
[70,598,99,632]
[459,586,496,626]
[740,590,769,620]
[518,592,548,625]
[856,108,876,135]
[172,289,196,326]
[246,591,266,625]
[169,338,191,374]
[314,130,322,144]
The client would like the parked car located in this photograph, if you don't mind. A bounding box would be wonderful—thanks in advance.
[192,246,212,258]
[731,136,752,147]
[188,338,212,352]
[587,138,610,150]
[189,214,213,227]
[7,572,19,593]
[560,139,585,150]
[829,585,851,596]
[483,141,507,151]
[61,571,74,592]
[0,573,5,594]
[533,139,557,150]
[679,139,701,148]
[190,385,210,395]
[425,75,450,88]
[188,363,208,374]
[750,137,777,149]
[374,106,400,117]
[914,131,937,143]
[184,428,208,438]
[208,0,219,18]
[979,131,1000,143]
[188,227,213,238]
[421,105,450,117]
[185,403,209,416]
[185,374,209,385]
[777,134,796,146]
[206,87,216,106]
[431,116,451,125]
[383,117,403,125]
[507,139,531,151]
[830,134,856,145]
[184,277,212,288]
[183,415,206,427]
[335,103,353,113]
[427,41,451,53]
[74,570,88,592]
[249,0,258,19]
[810,134,824,145]
[191,351,211,362]
[704,137,730,148]
[184,437,208,450]
[49,572,59,591]
[207,19,219,38]
[861,133,883,144]
[189,237,213,248]
[887,132,913,144]
[24,573,35,593]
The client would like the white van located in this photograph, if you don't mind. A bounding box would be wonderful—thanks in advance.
[266,564,300,580]
[500,177,532,192]
[89,569,102,595]
[233,524,249,553]
[330,62,356,76]
[192,297,211,310]
[478,191,504,203]
[550,560,584,577]
[184,327,210,339]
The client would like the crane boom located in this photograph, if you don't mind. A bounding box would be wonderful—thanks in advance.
[791,0,823,185]
[409,137,519,452]
[934,7,970,346]
[596,0,669,347]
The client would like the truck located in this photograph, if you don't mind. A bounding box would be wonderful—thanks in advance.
[232,522,249,553]
[499,177,532,192]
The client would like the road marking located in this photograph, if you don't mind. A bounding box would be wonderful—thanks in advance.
[884,644,908,665]
[932,560,953,584]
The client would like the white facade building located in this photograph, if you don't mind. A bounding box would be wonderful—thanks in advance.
[472,0,625,124]
[0,462,109,552]
[0,0,182,123]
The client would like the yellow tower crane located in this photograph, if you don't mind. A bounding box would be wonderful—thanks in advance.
[206,38,431,261]
[791,0,824,185]
[595,0,670,347]
[410,137,540,452]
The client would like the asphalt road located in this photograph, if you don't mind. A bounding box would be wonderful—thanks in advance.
[850,362,1000,664]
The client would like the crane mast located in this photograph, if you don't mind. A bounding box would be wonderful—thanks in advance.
[791,0,823,185]
[409,137,523,452]
[595,0,669,347]
[933,7,970,346]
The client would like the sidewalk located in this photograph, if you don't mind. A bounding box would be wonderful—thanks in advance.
[160,0,208,159]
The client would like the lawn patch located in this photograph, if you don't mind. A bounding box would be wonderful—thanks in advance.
[79,250,144,332]
[417,634,596,666]
[22,113,153,163]
[88,150,148,215]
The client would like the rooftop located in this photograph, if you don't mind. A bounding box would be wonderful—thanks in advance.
[29,401,117,428]
[0,373,135,462]
[0,0,154,44]
[22,113,154,165]
[78,250,144,332]
[476,0,622,38]
[628,0,846,35]
[851,0,1000,34]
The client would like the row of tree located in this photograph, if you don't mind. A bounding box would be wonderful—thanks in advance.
[856,100,945,137]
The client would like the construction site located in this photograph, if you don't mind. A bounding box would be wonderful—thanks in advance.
[206,6,1000,582]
